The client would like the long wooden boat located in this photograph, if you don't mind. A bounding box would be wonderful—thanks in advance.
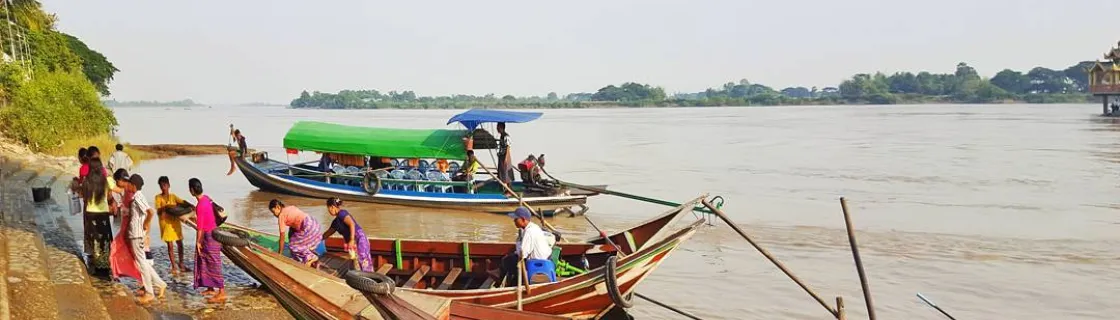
[218,196,708,319]
[234,109,601,215]
[198,219,570,320]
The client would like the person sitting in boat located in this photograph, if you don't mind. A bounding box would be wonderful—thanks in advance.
[369,156,393,170]
[230,127,248,157]
[269,199,323,267]
[320,198,374,272]
[499,207,556,286]
[452,150,482,191]
[518,155,542,187]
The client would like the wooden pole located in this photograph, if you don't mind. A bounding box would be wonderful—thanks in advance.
[836,296,846,320]
[840,197,876,320]
[701,199,839,318]
[477,164,559,233]
[516,259,524,311]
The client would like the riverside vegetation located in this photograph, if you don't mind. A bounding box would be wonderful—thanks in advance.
[0,0,125,155]
[290,62,1096,109]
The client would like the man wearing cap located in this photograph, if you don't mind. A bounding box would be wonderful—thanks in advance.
[499,207,554,286]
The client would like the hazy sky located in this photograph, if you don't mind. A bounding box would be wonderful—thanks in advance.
[46,0,1120,104]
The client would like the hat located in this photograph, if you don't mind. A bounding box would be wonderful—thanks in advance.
[508,207,532,220]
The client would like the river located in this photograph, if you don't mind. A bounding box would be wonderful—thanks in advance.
[113,104,1120,319]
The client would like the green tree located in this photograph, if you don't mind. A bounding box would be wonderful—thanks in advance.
[887,72,920,93]
[0,69,116,150]
[61,33,118,96]
[546,92,558,100]
[990,69,1030,94]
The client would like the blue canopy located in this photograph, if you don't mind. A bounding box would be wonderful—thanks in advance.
[446,109,543,130]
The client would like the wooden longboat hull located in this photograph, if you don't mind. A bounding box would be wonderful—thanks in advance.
[221,196,704,288]
[219,197,707,320]
[235,156,589,214]
[205,221,570,320]
[416,223,701,319]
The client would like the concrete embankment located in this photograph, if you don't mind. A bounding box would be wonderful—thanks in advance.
[0,146,290,320]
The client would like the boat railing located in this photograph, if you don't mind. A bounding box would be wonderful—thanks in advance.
[276,164,477,191]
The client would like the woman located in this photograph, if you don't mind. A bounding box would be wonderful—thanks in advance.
[82,159,116,272]
[190,178,226,303]
[268,199,322,266]
[320,198,373,271]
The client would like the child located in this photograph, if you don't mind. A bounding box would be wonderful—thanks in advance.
[125,174,166,303]
[154,176,190,276]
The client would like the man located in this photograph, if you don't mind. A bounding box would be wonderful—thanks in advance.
[499,207,554,286]
[452,150,482,193]
[108,144,134,172]
[496,122,512,185]
[231,128,248,157]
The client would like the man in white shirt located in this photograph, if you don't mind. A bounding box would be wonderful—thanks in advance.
[499,207,555,286]
[108,144,133,172]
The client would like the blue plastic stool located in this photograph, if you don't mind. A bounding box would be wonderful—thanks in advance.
[525,259,557,284]
[284,241,327,259]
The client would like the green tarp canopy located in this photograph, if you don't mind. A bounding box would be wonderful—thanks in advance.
[283,121,468,159]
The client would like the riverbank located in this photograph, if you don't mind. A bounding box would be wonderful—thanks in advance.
[0,142,291,319]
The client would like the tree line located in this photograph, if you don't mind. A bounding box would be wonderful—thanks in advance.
[290,61,1097,109]
[0,0,120,151]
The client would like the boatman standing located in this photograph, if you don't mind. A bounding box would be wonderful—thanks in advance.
[496,122,513,186]
[500,207,555,286]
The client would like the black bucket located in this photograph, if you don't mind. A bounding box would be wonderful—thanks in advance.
[32,187,51,202]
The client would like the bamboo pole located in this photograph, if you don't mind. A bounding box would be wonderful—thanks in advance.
[836,296,846,320]
[516,259,524,311]
[701,199,839,318]
[840,197,876,320]
[477,164,559,233]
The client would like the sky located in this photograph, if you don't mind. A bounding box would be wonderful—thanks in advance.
[45,0,1120,104]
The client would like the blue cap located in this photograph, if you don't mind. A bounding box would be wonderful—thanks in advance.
[508,207,531,220]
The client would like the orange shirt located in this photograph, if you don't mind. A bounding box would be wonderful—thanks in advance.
[278,206,309,232]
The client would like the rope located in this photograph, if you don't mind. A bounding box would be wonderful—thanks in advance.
[537,166,724,213]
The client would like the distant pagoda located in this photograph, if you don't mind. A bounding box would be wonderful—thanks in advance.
[1088,41,1120,115]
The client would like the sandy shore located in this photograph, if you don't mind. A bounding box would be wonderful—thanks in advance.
[129,144,236,159]
[0,135,236,174]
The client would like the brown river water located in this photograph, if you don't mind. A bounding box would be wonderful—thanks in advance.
[113,104,1120,319]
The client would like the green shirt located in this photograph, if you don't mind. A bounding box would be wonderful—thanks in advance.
[85,178,117,213]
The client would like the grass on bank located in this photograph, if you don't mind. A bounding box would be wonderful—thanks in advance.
[48,134,152,165]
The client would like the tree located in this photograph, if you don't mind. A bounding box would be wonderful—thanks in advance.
[1063,61,1095,92]
[887,72,920,94]
[780,87,812,98]
[546,92,558,100]
[61,33,118,96]
[990,69,1030,94]
[501,94,516,101]
[1027,67,1074,94]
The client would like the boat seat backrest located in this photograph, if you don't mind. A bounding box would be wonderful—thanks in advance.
[331,164,346,174]
[418,160,431,172]
[425,171,442,181]
[375,171,389,179]
[390,159,401,168]
[448,162,461,173]
[406,169,425,180]
[389,170,407,180]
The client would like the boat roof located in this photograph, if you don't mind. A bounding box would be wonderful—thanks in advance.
[283,121,468,159]
[446,109,542,130]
